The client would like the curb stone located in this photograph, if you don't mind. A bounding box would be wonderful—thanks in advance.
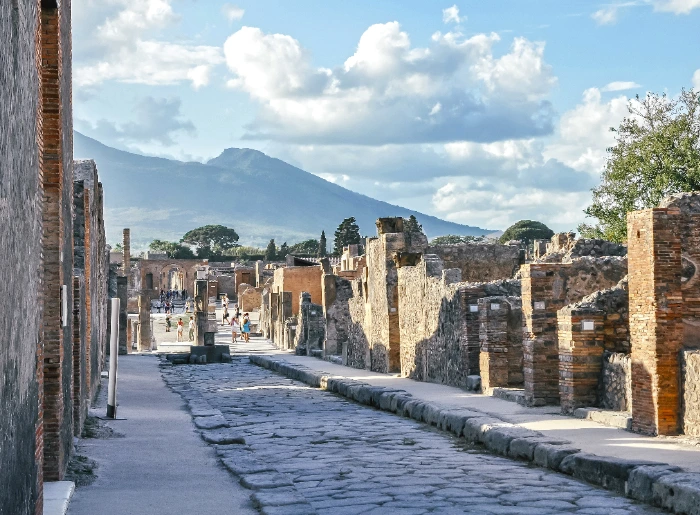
[249,354,700,515]
[159,359,318,515]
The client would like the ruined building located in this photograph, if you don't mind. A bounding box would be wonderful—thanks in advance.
[1,3,109,513]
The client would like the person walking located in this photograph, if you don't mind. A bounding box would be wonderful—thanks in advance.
[241,313,251,343]
[188,316,195,342]
[165,315,171,333]
[176,318,184,342]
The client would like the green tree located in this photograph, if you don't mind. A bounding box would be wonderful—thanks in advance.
[430,234,485,245]
[499,220,554,244]
[181,225,239,255]
[580,89,700,242]
[113,243,123,252]
[149,239,195,259]
[265,239,277,261]
[288,239,319,255]
[279,242,289,259]
[318,231,328,257]
[333,217,362,256]
[404,215,422,234]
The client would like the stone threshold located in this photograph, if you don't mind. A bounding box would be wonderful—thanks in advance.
[44,481,75,515]
[574,407,632,430]
[250,354,700,515]
[491,387,527,405]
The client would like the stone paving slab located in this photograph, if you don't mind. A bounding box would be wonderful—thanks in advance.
[162,355,665,515]
[248,351,700,514]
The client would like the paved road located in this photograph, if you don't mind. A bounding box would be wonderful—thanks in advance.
[168,357,663,515]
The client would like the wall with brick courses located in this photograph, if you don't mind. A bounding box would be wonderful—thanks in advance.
[72,276,87,435]
[427,243,522,282]
[521,257,627,406]
[479,296,523,392]
[0,1,42,511]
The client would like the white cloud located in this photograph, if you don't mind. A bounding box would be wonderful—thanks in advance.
[442,5,464,24]
[693,69,700,90]
[544,87,631,174]
[73,0,223,88]
[601,81,641,92]
[223,22,557,144]
[652,0,700,14]
[591,5,623,24]
[222,4,245,22]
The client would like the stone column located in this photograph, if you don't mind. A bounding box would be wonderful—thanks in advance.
[138,294,151,352]
[117,277,128,355]
[194,279,208,346]
[122,228,130,277]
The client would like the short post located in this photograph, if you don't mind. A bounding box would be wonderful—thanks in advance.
[107,298,120,418]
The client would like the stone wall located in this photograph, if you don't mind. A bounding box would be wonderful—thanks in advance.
[272,265,323,315]
[322,274,354,357]
[294,292,325,356]
[601,352,631,411]
[239,286,262,312]
[682,349,700,437]
[427,242,521,283]
[537,234,627,264]
[0,1,42,511]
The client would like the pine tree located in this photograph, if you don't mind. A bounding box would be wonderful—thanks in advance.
[279,242,289,259]
[404,215,422,234]
[318,231,328,257]
[265,239,276,261]
[333,217,361,256]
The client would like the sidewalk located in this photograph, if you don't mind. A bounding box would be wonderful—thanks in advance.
[238,336,700,474]
[67,355,256,515]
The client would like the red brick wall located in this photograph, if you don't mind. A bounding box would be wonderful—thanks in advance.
[628,208,683,435]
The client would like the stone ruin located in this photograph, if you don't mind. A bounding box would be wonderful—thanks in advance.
[255,197,700,438]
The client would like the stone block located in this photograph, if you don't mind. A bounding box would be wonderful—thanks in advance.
[221,457,276,476]
[194,415,229,430]
[652,472,700,514]
[466,375,481,391]
[533,443,580,470]
[462,417,507,444]
[626,465,682,503]
[251,489,307,508]
[200,430,246,445]
[559,452,658,493]
[240,472,293,490]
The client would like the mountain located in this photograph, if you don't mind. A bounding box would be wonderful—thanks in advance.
[73,132,493,250]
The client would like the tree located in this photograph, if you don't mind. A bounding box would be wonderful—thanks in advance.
[149,239,195,259]
[430,235,485,245]
[288,239,319,255]
[404,215,422,234]
[113,243,123,252]
[181,225,239,255]
[499,220,554,244]
[279,242,289,259]
[265,239,277,261]
[333,217,362,256]
[580,89,700,242]
[318,231,328,257]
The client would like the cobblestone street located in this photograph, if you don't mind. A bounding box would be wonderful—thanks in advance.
[163,357,663,515]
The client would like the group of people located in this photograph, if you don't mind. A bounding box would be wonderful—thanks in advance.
[155,300,176,314]
[160,289,187,301]
[220,295,251,343]
[165,315,196,343]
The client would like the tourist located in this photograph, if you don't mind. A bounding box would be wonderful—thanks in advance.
[222,305,229,325]
[165,315,171,333]
[242,313,250,343]
[177,318,184,342]
[230,316,240,343]
[156,301,162,313]
[188,316,195,341]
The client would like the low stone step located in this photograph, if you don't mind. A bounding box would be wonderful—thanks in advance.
[492,387,527,406]
[573,408,632,430]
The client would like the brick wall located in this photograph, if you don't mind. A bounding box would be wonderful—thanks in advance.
[521,257,627,406]
[479,296,523,393]
[0,1,43,512]
[628,208,684,435]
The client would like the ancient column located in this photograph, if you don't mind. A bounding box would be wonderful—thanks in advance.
[137,294,151,352]
[122,228,130,277]
[117,277,128,355]
[194,279,208,346]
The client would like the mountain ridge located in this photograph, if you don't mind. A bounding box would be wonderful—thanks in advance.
[73,132,494,250]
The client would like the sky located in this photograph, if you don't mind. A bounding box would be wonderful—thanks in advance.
[72,0,700,233]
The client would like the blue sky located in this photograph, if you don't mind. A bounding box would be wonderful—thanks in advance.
[72,0,700,234]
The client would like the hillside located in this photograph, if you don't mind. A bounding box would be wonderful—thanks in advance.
[73,132,493,250]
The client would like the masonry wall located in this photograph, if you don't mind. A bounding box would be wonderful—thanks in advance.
[428,243,521,282]
[322,274,354,356]
[0,1,42,511]
[521,257,627,406]
[294,293,325,355]
[479,296,523,392]
[273,266,323,315]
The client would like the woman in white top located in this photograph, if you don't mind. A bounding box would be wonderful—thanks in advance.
[230,316,240,343]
